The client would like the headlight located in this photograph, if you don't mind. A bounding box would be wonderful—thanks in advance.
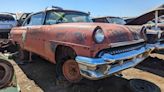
[94,28,105,43]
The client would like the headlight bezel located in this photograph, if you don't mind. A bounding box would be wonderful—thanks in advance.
[93,27,105,43]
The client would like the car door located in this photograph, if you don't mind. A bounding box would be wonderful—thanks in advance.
[23,12,46,56]
[42,10,65,62]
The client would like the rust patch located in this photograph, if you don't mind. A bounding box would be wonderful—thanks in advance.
[74,32,86,44]
[109,30,130,43]
[50,42,58,52]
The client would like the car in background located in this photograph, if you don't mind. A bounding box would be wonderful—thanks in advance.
[0,12,30,39]
[0,13,17,39]
[0,13,30,53]
[92,16,126,25]
[10,6,153,82]
[125,4,164,50]
[16,13,31,26]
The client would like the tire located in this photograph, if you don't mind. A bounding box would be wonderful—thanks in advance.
[55,46,82,83]
[0,60,14,88]
[62,59,82,83]
[129,79,160,92]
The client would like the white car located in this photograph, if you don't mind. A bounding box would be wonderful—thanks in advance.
[0,13,17,39]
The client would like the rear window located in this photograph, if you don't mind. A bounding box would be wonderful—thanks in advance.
[0,14,15,21]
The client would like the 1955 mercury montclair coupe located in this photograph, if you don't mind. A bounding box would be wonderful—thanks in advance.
[10,7,153,82]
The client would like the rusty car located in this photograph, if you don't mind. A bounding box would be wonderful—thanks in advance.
[10,7,153,82]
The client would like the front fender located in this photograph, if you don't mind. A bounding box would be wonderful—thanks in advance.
[49,40,92,57]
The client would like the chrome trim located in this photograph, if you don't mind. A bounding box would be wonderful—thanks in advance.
[110,39,144,48]
[75,46,154,80]
[148,43,164,50]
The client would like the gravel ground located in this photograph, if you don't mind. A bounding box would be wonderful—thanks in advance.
[7,53,164,92]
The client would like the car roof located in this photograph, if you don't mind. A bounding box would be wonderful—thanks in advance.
[0,12,16,16]
[30,8,89,16]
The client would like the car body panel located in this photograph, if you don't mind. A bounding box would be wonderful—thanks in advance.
[11,22,144,63]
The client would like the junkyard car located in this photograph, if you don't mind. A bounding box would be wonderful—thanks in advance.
[10,7,153,82]
[0,13,17,39]
[92,16,126,25]
[125,5,164,50]
[144,22,164,50]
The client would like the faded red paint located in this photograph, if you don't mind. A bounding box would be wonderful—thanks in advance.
[10,22,142,64]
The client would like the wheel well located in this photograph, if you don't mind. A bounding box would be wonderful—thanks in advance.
[55,45,76,63]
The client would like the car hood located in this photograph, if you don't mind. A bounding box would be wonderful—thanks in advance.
[56,23,143,44]
[47,23,145,46]
[105,24,143,43]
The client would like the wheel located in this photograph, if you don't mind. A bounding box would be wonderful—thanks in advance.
[56,59,82,83]
[129,79,160,92]
[0,60,14,88]
[62,59,82,82]
[55,46,82,83]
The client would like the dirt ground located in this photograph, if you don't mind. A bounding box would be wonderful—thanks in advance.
[7,53,164,92]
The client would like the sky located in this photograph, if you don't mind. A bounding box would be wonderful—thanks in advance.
[0,0,163,17]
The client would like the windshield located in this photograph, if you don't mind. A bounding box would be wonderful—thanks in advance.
[45,11,92,24]
[107,17,126,25]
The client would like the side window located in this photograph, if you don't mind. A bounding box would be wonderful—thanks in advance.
[45,11,63,25]
[24,13,44,26]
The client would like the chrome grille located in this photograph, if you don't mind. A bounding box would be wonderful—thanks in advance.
[97,42,145,57]
[109,44,144,55]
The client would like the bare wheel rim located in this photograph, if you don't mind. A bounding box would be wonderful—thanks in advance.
[62,59,82,82]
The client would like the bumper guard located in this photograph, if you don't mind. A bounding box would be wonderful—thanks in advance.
[75,46,154,80]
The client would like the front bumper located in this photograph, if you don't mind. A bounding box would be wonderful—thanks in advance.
[148,42,164,50]
[75,46,154,80]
